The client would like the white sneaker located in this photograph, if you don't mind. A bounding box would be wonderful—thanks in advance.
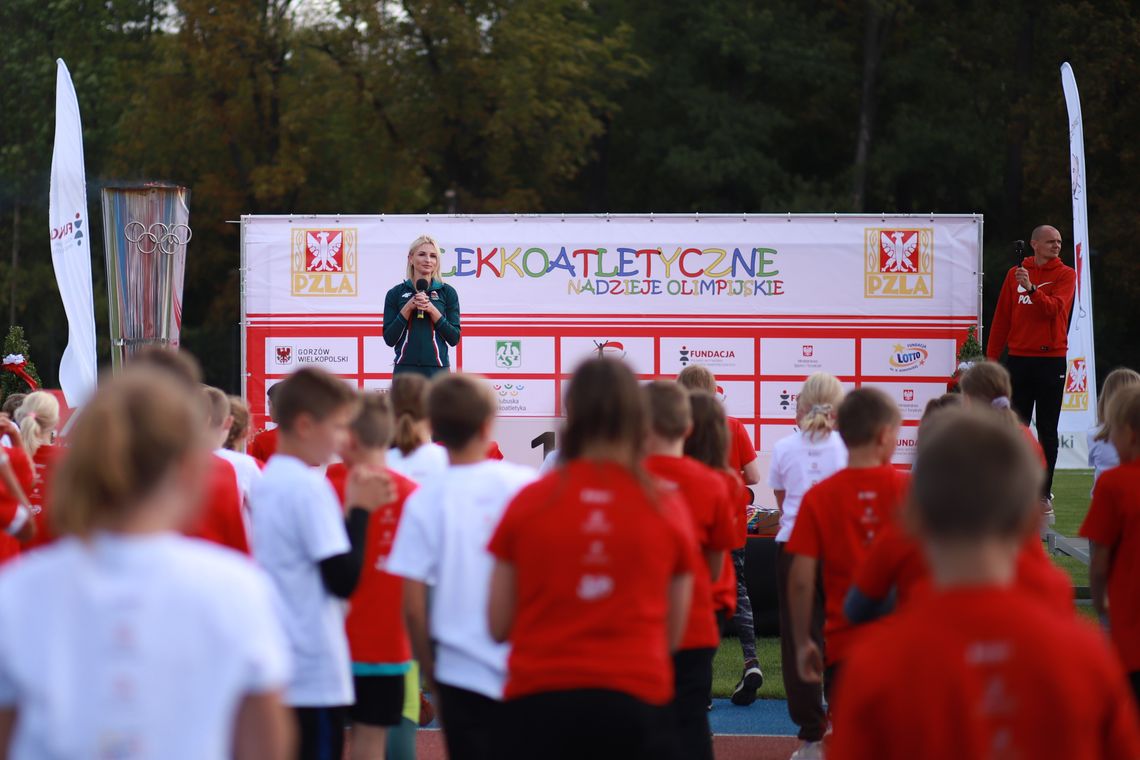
[789,740,825,759]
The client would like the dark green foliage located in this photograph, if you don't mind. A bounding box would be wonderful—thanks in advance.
[0,326,41,399]
[0,1,1137,391]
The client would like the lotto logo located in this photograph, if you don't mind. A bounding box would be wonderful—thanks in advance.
[864,228,933,298]
[291,228,358,296]
[275,346,292,365]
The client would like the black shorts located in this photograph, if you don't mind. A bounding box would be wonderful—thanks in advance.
[349,674,406,727]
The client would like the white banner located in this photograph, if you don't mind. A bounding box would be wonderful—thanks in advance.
[1057,63,1098,469]
[242,214,981,486]
[244,215,981,318]
[48,60,97,408]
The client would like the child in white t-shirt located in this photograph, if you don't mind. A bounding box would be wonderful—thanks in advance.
[767,372,847,751]
[250,368,394,760]
[0,365,292,760]
[1088,368,1140,489]
[387,373,450,482]
[387,374,535,760]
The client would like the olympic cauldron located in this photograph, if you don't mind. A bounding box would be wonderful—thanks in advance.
[101,184,191,370]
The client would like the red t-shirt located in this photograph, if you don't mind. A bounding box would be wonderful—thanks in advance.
[0,447,35,564]
[645,455,738,650]
[851,521,931,609]
[186,455,250,555]
[785,465,909,664]
[327,462,417,664]
[727,416,757,475]
[853,525,1072,617]
[829,586,1140,760]
[710,469,750,615]
[24,445,64,551]
[488,460,697,705]
[249,428,279,464]
[1080,458,1140,671]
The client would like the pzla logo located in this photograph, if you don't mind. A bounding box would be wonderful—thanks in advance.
[292,228,358,296]
[865,228,933,299]
[1062,357,1089,412]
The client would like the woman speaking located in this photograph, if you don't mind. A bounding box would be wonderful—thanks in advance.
[383,235,461,378]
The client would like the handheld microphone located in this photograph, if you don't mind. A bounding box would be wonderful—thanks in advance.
[415,279,429,319]
[1012,239,1026,268]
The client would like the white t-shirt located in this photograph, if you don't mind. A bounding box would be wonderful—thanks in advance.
[538,449,560,475]
[1088,425,1119,489]
[387,459,535,699]
[0,533,289,760]
[387,443,449,485]
[250,454,353,707]
[768,430,848,542]
[214,448,262,504]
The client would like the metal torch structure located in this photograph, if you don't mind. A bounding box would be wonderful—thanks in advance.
[101,184,191,371]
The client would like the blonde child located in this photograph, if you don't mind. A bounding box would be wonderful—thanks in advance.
[768,372,846,755]
[1088,368,1140,487]
[1082,383,1140,711]
[0,368,294,758]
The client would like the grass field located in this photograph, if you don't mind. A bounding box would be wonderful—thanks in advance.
[711,469,1095,700]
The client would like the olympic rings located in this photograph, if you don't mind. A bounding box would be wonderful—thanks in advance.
[123,221,192,255]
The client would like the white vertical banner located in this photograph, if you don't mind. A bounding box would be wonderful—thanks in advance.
[48,59,98,408]
[1056,62,1097,468]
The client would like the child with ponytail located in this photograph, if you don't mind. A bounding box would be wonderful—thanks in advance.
[0,368,293,758]
[387,373,448,483]
[487,358,697,760]
[767,372,846,755]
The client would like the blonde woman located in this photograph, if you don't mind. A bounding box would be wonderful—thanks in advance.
[767,372,846,755]
[15,391,61,549]
[382,235,461,378]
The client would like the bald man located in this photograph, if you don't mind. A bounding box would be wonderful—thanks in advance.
[986,225,1076,522]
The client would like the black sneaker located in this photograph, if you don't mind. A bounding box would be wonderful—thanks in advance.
[730,661,764,706]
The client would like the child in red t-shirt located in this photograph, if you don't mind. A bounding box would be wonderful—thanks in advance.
[846,390,1072,622]
[327,393,418,759]
[677,364,764,707]
[786,387,907,724]
[683,390,759,705]
[1082,383,1140,709]
[14,391,63,551]
[185,387,250,555]
[643,381,737,760]
[488,358,697,760]
[0,416,36,561]
[830,407,1140,759]
[249,383,282,464]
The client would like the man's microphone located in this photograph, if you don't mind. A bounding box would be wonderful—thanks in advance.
[415,278,429,319]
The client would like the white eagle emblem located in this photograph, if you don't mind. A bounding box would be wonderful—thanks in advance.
[306,231,343,272]
[881,231,918,273]
[1066,359,1088,393]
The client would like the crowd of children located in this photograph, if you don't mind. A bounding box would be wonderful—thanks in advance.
[0,346,1134,759]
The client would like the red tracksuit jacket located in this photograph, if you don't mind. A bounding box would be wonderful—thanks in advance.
[986,256,1076,360]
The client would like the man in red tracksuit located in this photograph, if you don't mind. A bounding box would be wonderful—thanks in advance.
[986,224,1076,522]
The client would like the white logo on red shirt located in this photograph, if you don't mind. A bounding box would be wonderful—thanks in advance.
[577,574,614,601]
[582,509,612,534]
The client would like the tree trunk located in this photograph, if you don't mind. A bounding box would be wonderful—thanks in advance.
[1003,8,1036,238]
[9,204,18,326]
[851,3,893,212]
